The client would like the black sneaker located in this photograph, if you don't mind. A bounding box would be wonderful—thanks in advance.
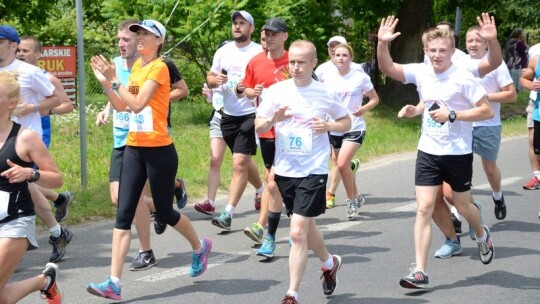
[151,212,167,235]
[54,191,74,223]
[130,250,157,271]
[40,262,62,303]
[49,228,73,263]
[175,178,188,209]
[452,214,462,234]
[493,194,506,220]
[399,264,429,289]
[477,225,495,265]
[320,255,342,295]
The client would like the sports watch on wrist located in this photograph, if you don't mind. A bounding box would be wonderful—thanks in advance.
[111,81,121,91]
[28,169,40,183]
[448,110,457,123]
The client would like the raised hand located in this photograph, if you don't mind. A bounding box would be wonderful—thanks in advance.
[476,12,497,41]
[378,15,401,43]
[91,55,116,82]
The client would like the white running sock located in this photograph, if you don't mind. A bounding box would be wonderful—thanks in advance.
[225,204,235,216]
[110,276,121,285]
[286,290,298,300]
[492,191,502,200]
[322,254,334,269]
[49,224,62,238]
[256,185,264,195]
[450,206,461,221]
[534,171,540,179]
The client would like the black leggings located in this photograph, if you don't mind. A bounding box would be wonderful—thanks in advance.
[534,120,540,155]
[115,144,180,230]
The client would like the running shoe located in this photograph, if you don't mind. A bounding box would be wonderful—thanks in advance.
[493,194,506,220]
[189,237,212,277]
[356,195,366,208]
[351,158,360,173]
[49,228,73,263]
[175,178,188,209]
[326,193,336,209]
[54,191,74,223]
[434,238,462,258]
[281,295,299,304]
[244,223,264,243]
[452,213,462,234]
[151,212,167,235]
[254,193,262,210]
[399,263,428,289]
[321,254,342,295]
[87,276,121,300]
[211,210,232,230]
[469,200,483,241]
[195,199,215,216]
[523,176,540,190]
[346,198,358,220]
[477,225,494,265]
[129,250,157,271]
[40,263,62,304]
[256,235,276,258]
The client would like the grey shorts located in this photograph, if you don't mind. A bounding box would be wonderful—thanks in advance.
[473,125,501,162]
[527,99,534,128]
[0,216,38,250]
[209,113,223,139]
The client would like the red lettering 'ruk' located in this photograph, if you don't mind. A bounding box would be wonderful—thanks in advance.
[129,86,139,94]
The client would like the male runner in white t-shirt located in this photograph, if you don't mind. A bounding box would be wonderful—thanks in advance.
[378,14,497,289]
[204,11,264,230]
[256,40,351,304]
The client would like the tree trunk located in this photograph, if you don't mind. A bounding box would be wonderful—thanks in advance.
[380,0,432,104]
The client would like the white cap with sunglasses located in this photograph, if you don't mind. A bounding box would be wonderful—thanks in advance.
[129,20,166,39]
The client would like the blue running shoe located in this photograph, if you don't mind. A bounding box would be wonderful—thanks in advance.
[87,276,121,300]
[211,210,231,230]
[256,235,276,258]
[434,238,462,258]
[190,237,212,277]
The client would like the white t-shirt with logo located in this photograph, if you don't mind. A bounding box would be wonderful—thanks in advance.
[210,42,262,116]
[403,63,487,155]
[0,59,54,138]
[257,79,349,177]
[456,56,513,127]
[323,69,374,134]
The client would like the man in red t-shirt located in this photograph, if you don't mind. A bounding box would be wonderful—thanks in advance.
[236,17,289,257]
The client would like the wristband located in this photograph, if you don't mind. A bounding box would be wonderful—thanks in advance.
[34,104,39,113]
[103,88,113,94]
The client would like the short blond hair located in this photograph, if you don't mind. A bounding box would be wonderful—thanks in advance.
[289,40,317,59]
[426,28,455,49]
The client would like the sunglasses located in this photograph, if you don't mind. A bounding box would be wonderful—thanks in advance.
[139,20,162,37]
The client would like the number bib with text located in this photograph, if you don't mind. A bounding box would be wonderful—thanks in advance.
[113,111,131,129]
[422,114,449,136]
[129,106,154,133]
[278,129,312,155]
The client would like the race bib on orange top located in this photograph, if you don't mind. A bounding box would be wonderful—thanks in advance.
[126,59,172,147]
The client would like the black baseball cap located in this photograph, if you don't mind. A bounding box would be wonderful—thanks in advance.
[262,18,288,33]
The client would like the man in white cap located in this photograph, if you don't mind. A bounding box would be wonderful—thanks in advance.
[315,35,365,83]
[202,11,264,231]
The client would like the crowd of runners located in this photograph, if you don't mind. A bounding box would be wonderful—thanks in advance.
[0,8,539,304]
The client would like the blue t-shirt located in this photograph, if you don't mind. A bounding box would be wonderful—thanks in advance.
[111,57,131,148]
[533,62,540,122]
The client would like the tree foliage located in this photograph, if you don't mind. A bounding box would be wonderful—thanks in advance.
[1,0,539,102]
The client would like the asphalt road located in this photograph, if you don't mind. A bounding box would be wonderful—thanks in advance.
[12,136,540,304]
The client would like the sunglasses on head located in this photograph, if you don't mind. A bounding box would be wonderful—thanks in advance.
[139,20,162,37]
